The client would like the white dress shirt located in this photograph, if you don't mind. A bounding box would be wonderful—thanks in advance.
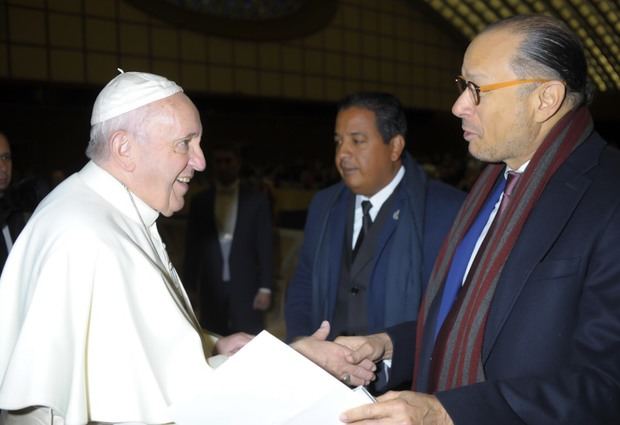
[215,180,239,282]
[352,165,405,248]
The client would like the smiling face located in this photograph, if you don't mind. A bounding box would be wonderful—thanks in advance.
[334,107,403,197]
[130,93,205,216]
[451,28,543,169]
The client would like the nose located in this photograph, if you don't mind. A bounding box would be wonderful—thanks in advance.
[335,139,351,162]
[190,144,206,171]
[451,90,473,119]
[0,159,9,174]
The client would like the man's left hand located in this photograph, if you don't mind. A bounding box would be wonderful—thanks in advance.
[340,391,454,425]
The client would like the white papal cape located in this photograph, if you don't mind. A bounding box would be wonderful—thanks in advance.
[0,161,211,424]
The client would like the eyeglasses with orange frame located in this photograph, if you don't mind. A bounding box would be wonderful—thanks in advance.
[455,75,554,105]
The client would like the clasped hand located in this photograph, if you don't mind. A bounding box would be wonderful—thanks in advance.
[291,321,377,387]
[334,332,453,425]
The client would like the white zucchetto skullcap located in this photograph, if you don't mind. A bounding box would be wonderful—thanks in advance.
[90,70,183,125]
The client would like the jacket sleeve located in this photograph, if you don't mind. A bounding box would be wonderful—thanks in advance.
[386,320,417,390]
[284,194,324,342]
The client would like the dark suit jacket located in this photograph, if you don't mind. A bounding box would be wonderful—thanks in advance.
[0,197,25,271]
[183,183,273,334]
[285,154,465,340]
[389,132,620,424]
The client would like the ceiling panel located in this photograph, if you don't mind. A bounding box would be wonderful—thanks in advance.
[421,0,620,91]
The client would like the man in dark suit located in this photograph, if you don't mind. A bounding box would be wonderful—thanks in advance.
[339,15,620,425]
[183,143,273,335]
[285,93,464,388]
[0,132,25,272]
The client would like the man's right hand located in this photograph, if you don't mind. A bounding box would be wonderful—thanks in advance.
[335,332,394,365]
[291,321,377,387]
[340,390,454,425]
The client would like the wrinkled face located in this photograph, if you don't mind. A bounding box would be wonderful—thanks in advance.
[451,29,540,169]
[334,107,402,197]
[0,134,12,192]
[130,93,205,216]
[214,149,240,186]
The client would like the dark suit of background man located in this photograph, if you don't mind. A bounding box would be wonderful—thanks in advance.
[0,132,25,271]
[183,144,273,335]
[339,14,620,425]
[285,93,464,387]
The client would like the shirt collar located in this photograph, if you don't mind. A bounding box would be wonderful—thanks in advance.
[215,179,240,193]
[505,160,529,177]
[79,161,159,227]
[356,165,405,220]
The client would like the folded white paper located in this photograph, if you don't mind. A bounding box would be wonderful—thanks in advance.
[169,331,375,425]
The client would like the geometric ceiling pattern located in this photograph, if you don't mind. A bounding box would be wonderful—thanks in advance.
[125,0,337,41]
[160,0,306,19]
[422,0,620,92]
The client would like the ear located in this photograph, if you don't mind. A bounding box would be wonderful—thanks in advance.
[389,135,405,161]
[533,81,567,123]
[109,130,135,172]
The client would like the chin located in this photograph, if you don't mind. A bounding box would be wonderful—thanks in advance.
[159,204,179,217]
[343,182,362,195]
[342,173,360,187]
[168,201,185,216]
[468,144,488,162]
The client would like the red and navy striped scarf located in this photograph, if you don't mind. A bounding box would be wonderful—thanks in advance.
[413,107,594,391]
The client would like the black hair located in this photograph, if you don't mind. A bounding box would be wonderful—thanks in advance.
[337,92,407,144]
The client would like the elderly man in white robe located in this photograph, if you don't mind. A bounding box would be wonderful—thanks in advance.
[0,71,258,425]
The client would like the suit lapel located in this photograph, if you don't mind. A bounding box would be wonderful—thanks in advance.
[201,188,223,278]
[482,143,597,362]
[231,186,247,243]
[8,214,21,241]
[205,188,217,224]
[324,191,350,318]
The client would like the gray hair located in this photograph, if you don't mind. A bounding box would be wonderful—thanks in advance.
[86,103,152,161]
[483,15,593,107]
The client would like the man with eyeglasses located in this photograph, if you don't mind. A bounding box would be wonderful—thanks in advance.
[338,14,620,425]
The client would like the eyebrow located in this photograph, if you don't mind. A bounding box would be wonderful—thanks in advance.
[174,132,200,141]
[463,71,488,82]
[335,131,367,137]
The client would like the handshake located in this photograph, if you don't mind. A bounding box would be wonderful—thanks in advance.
[291,320,393,388]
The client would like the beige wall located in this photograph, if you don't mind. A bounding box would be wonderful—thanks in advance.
[0,0,465,111]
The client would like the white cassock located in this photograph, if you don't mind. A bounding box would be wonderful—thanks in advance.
[0,161,212,424]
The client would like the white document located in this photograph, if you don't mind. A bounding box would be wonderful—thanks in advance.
[169,331,375,425]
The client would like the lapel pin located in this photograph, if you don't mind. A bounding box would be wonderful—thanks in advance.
[393,209,400,220]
